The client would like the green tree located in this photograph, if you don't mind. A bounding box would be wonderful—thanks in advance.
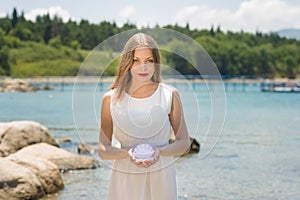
[284,56,297,78]
[70,40,81,50]
[9,26,34,41]
[4,35,21,48]
[41,14,52,44]
[51,15,62,37]
[0,29,5,47]
[49,36,62,48]
[0,46,10,75]
[11,8,18,28]
[60,20,78,46]
[0,17,12,34]
[1,8,300,77]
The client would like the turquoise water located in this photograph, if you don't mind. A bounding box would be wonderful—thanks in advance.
[1,81,300,199]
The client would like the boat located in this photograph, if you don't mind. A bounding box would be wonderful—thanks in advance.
[261,82,300,92]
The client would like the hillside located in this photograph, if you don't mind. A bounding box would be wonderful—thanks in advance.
[0,8,300,78]
[5,41,118,77]
[6,41,87,77]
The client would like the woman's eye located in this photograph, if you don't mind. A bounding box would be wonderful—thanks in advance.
[146,59,154,63]
[133,59,138,62]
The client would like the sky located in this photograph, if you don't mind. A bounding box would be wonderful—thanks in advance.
[1,0,300,33]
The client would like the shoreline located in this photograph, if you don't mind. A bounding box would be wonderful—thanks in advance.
[0,76,299,84]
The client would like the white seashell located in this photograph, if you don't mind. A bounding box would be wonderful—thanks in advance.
[133,144,154,159]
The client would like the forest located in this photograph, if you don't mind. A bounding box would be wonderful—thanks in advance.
[0,8,299,78]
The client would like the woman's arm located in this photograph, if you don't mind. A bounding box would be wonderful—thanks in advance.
[159,90,191,157]
[98,93,129,160]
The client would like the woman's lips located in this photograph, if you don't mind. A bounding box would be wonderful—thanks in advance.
[138,73,148,77]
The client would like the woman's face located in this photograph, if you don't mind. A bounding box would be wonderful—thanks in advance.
[130,46,155,83]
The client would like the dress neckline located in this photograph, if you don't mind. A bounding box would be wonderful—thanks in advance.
[124,83,161,100]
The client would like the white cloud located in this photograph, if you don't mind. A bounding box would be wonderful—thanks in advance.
[173,0,300,33]
[24,6,72,22]
[119,5,136,19]
[0,12,6,18]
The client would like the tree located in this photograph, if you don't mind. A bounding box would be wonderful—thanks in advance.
[60,20,78,46]
[4,35,21,48]
[41,14,52,44]
[49,36,62,48]
[70,40,81,50]
[9,26,34,41]
[11,8,18,28]
[0,29,5,47]
[210,25,215,37]
[1,8,300,77]
[0,17,12,34]
[0,46,10,75]
[51,15,62,37]
[43,25,51,44]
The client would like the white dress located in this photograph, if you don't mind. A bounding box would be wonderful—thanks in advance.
[107,83,178,200]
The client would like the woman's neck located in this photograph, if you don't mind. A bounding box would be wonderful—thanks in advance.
[126,80,157,97]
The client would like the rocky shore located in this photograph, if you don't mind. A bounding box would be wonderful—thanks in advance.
[0,121,99,200]
[0,79,38,92]
[0,120,200,199]
[0,79,54,92]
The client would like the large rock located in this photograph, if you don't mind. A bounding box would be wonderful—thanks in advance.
[8,154,64,194]
[0,79,37,92]
[0,121,58,157]
[11,143,99,171]
[0,158,46,200]
[56,137,71,144]
[78,143,98,154]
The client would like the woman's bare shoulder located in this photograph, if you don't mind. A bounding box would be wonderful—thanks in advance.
[160,83,179,95]
[102,89,115,102]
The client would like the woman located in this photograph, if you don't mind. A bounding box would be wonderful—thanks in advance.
[98,33,190,200]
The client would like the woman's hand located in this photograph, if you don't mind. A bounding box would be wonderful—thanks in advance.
[128,148,160,168]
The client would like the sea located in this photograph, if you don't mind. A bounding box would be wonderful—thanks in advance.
[0,79,299,200]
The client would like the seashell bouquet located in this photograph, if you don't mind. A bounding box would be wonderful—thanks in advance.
[133,144,154,160]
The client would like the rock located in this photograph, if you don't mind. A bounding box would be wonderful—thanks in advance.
[11,143,99,172]
[56,137,72,144]
[0,121,58,157]
[0,79,37,92]
[42,85,54,91]
[188,137,200,154]
[8,154,64,194]
[78,143,98,154]
[0,158,45,200]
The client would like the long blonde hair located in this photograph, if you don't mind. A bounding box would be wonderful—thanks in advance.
[110,33,162,101]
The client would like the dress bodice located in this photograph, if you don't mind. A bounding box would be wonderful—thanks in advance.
[109,83,175,147]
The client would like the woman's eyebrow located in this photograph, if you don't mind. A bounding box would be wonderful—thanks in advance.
[133,56,153,59]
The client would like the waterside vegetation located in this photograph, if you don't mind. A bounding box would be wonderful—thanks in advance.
[0,8,300,78]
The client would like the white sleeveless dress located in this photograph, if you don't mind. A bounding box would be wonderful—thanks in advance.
[107,83,178,200]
